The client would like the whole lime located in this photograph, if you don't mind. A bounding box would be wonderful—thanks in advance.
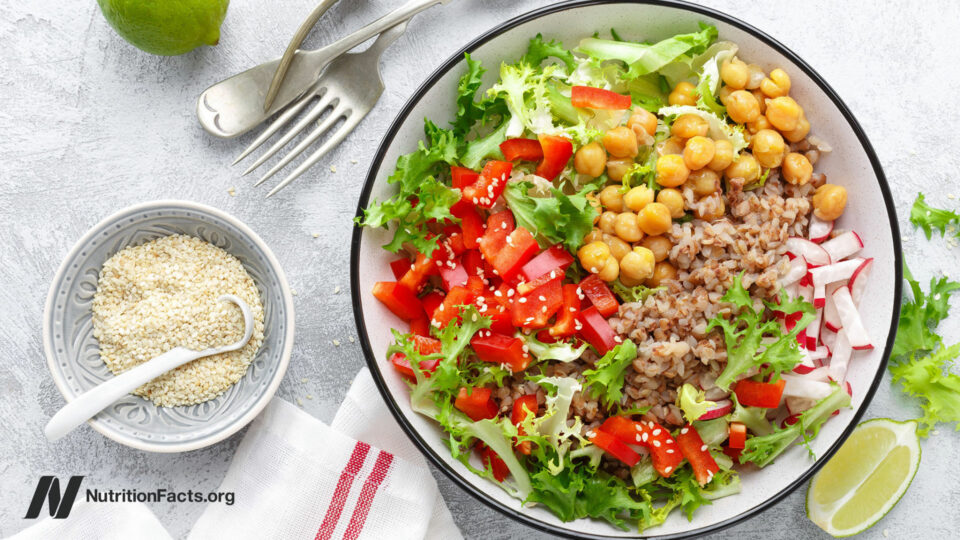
[97,0,230,56]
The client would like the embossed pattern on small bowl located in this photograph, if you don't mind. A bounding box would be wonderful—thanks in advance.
[43,200,295,453]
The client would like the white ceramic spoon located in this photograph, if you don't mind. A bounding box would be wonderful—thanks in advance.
[44,295,255,442]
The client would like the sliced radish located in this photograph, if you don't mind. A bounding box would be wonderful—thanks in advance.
[806,307,822,350]
[810,258,864,287]
[821,327,837,353]
[786,396,817,415]
[782,374,834,400]
[786,237,831,266]
[792,349,816,374]
[849,258,874,305]
[813,282,826,308]
[832,287,872,349]
[827,329,852,383]
[804,366,832,382]
[821,231,863,262]
[698,399,732,420]
[780,256,807,287]
[798,284,814,305]
[822,282,844,332]
[808,215,834,243]
[809,345,830,361]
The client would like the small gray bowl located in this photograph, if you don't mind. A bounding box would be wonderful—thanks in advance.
[42,200,295,452]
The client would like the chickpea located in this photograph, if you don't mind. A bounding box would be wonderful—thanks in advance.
[687,168,720,197]
[646,261,678,287]
[725,90,761,124]
[638,202,673,236]
[783,113,811,143]
[668,81,697,106]
[614,211,644,243]
[724,152,760,183]
[751,129,786,169]
[765,96,802,132]
[813,184,848,221]
[746,114,772,134]
[619,274,645,287]
[782,153,813,185]
[598,210,618,234]
[752,89,767,114]
[597,256,620,282]
[583,227,604,244]
[656,154,690,188]
[694,192,726,221]
[718,85,735,106]
[656,136,685,156]
[641,236,672,262]
[708,139,735,171]
[606,158,633,182]
[603,234,632,261]
[683,136,715,170]
[672,114,709,139]
[657,188,685,218]
[578,241,611,274]
[624,185,655,212]
[598,185,625,212]
[745,64,765,90]
[627,108,658,137]
[720,58,749,89]
[603,126,639,158]
[760,68,791,98]
[574,142,607,177]
[620,247,656,281]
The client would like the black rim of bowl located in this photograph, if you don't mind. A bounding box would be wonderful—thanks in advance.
[350,1,902,537]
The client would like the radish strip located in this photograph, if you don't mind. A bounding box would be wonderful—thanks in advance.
[786,396,817,415]
[832,287,872,349]
[792,349,816,374]
[849,258,874,305]
[823,282,844,332]
[821,327,837,353]
[782,374,834,400]
[828,329,852,382]
[780,256,807,287]
[810,259,864,287]
[786,237,831,266]
[806,307,822,350]
[808,215,834,243]
[821,231,863,262]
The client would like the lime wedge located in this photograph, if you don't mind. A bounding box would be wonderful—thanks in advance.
[806,418,920,537]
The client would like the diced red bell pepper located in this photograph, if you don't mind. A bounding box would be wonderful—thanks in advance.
[399,252,438,294]
[420,291,445,319]
[438,257,469,290]
[500,138,544,162]
[571,85,632,110]
[589,429,641,467]
[486,210,515,236]
[728,422,747,449]
[534,134,573,181]
[579,274,619,317]
[462,249,485,277]
[451,204,484,249]
[451,165,480,190]
[462,161,513,208]
[516,270,558,296]
[734,378,786,409]
[409,316,431,337]
[512,275,563,329]
[477,443,510,482]
[677,424,720,486]
[535,329,560,344]
[644,420,684,478]
[599,416,644,445]
[432,286,474,328]
[390,258,412,280]
[389,352,440,380]
[511,394,538,455]
[442,225,467,256]
[488,308,514,334]
[550,284,581,338]
[465,275,485,296]
[577,306,619,355]
[480,226,539,282]
[471,332,531,373]
[520,245,575,282]
[372,282,424,322]
[723,445,743,464]
[455,387,498,421]
[409,335,441,355]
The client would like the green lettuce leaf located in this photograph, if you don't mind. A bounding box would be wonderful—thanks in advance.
[693,44,738,117]
[502,180,599,252]
[488,62,563,137]
[910,192,960,240]
[611,280,663,303]
[890,343,960,437]
[576,24,718,81]
[677,383,717,424]
[520,332,588,362]
[729,393,773,436]
[893,262,960,359]
[522,33,576,71]
[460,115,510,169]
[582,339,637,408]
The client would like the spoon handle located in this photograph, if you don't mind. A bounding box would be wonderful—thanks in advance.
[44,347,201,442]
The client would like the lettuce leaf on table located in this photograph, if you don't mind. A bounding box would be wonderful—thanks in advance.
[893,261,960,359]
[890,344,960,437]
[910,192,960,239]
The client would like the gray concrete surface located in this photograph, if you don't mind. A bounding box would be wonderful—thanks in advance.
[1,0,959,538]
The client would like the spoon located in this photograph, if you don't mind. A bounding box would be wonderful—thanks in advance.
[44,295,255,442]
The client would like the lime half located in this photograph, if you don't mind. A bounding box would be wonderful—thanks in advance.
[806,418,920,537]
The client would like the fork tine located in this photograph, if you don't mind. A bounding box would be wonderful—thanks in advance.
[241,92,337,176]
[255,103,349,186]
[233,86,323,165]
[265,112,364,198]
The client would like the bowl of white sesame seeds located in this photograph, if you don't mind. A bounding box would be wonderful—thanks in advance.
[43,200,295,452]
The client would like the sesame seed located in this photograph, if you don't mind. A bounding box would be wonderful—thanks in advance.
[641,432,649,442]
[507,289,515,297]
[518,297,527,303]
[296,398,303,406]
[301,378,309,383]
[541,306,547,313]
[306,394,313,400]
[664,466,672,473]
[652,428,661,436]
[700,444,708,452]
[666,449,674,454]
[334,286,341,294]
[312,233,319,238]
[332,340,340,346]
[569,307,577,312]
[681,427,689,434]
[330,165,337,173]
[348,336,355,343]
[538,295,546,301]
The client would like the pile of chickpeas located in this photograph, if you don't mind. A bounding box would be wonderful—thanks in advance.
[574,58,849,289]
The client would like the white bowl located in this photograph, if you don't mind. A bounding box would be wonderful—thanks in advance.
[351,2,901,537]
[43,200,295,453]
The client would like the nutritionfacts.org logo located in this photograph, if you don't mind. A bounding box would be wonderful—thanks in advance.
[24,476,84,519]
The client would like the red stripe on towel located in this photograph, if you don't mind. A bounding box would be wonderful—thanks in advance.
[314,442,371,540]
[341,451,394,540]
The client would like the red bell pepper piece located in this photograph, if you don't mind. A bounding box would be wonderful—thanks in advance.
[734,378,786,409]
[390,258,412,280]
[728,422,747,449]
[462,250,485,277]
[431,286,474,328]
[471,332,531,372]
[519,245,575,282]
[511,395,538,455]
[420,291,445,319]
[455,387,498,421]
[441,225,467,256]
[571,85,632,110]
[465,275,485,296]
[516,269,558,296]
[579,274,619,317]
[677,424,720,486]
[499,138,544,162]
[486,210,515,236]
[589,429,641,467]
[399,252,438,294]
[477,443,510,482]
[487,308,514,335]
[598,416,643,444]
[480,226,539,282]
[389,352,440,380]
[451,204,484,249]
[451,165,479,190]
[550,284,581,337]
[462,161,513,208]
[723,445,743,464]
[409,335,442,355]
[534,134,573,181]
[577,306,619,355]
[438,257,469,291]
[598,417,683,477]
[409,316,431,337]
[512,274,563,329]
[372,282,424,321]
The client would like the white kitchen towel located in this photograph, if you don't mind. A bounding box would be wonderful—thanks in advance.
[8,500,172,540]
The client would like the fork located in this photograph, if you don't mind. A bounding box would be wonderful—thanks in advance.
[235,23,406,197]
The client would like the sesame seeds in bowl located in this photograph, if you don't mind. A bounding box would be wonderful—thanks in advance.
[43,201,295,453]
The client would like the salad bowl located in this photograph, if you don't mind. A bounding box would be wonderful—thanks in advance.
[351,1,901,537]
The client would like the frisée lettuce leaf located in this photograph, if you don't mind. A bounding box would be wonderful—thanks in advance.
[890,343,960,437]
[576,23,718,81]
[582,339,638,408]
[503,180,599,252]
[910,192,960,240]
